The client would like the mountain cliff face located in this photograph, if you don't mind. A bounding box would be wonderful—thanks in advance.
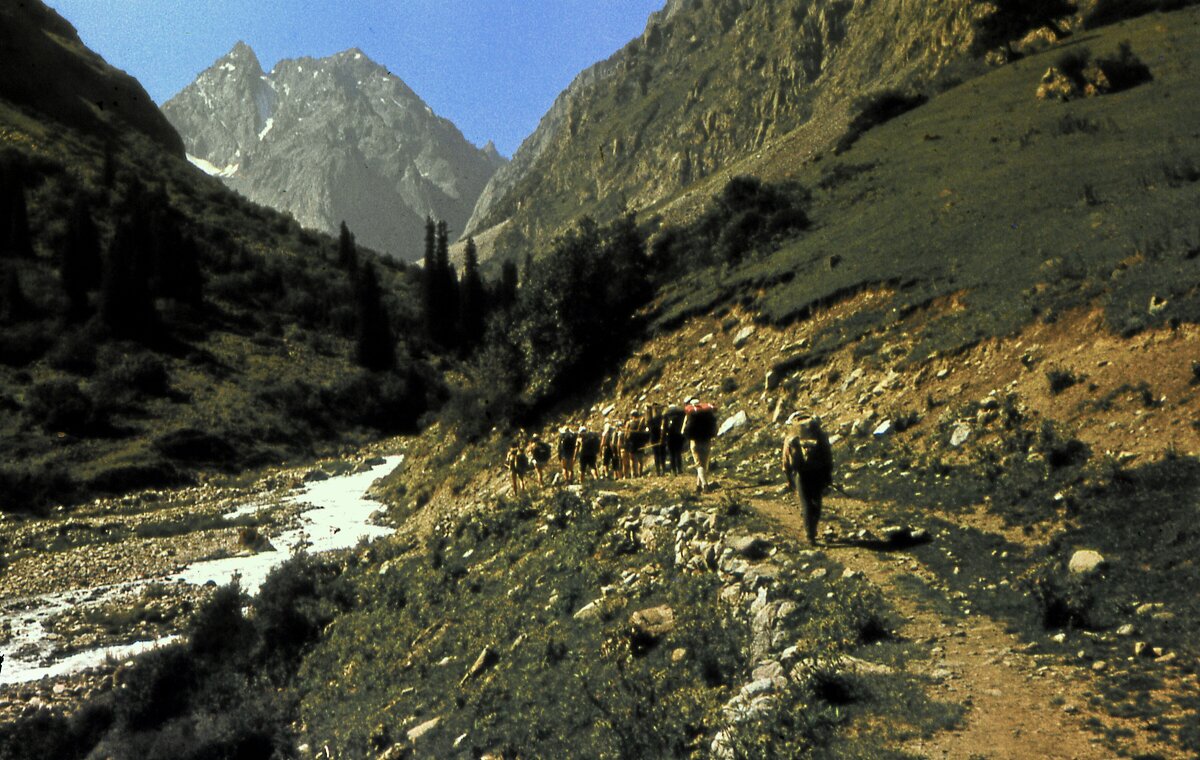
[0,0,183,155]
[164,44,505,260]
[466,0,981,248]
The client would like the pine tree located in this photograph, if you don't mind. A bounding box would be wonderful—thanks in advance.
[354,261,396,371]
[0,163,34,260]
[434,220,458,348]
[337,221,358,270]
[0,266,32,323]
[497,258,519,311]
[458,237,486,351]
[422,215,438,341]
[61,195,103,321]
[99,202,157,339]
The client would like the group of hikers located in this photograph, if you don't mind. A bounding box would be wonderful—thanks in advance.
[504,399,720,494]
[504,399,835,545]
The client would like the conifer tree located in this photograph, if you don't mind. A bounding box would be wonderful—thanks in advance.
[422,215,438,341]
[61,195,103,321]
[0,266,31,323]
[0,164,34,260]
[99,200,157,339]
[337,220,358,270]
[354,261,396,371]
[497,258,519,311]
[458,237,486,350]
[434,220,459,348]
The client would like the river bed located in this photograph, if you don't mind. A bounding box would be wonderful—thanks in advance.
[0,455,402,687]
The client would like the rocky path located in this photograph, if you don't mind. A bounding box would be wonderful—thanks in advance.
[747,492,1171,760]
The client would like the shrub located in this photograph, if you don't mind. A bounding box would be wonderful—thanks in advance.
[45,327,102,374]
[1085,0,1199,29]
[1098,42,1153,91]
[0,462,74,515]
[25,379,102,434]
[1045,366,1081,394]
[835,90,928,154]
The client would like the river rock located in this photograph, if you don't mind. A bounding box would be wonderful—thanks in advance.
[1068,550,1107,576]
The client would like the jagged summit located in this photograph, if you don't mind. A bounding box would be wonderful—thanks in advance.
[164,43,505,260]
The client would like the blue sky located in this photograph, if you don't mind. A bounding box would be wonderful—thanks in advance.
[46,1,666,157]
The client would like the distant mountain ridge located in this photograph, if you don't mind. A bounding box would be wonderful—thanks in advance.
[164,43,505,260]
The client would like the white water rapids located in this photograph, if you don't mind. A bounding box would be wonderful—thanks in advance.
[0,456,402,686]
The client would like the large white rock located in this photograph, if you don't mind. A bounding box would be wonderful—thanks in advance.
[1068,550,1107,576]
[719,411,750,437]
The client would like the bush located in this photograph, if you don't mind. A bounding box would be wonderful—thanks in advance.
[1098,42,1153,91]
[1085,0,1199,29]
[25,379,102,434]
[835,90,928,154]
[45,327,101,374]
[1046,366,1081,394]
[0,462,74,515]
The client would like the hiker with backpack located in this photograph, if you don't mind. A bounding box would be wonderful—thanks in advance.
[622,411,651,479]
[600,422,618,478]
[661,403,687,476]
[682,398,718,492]
[558,426,579,485]
[647,402,667,476]
[576,424,602,485]
[782,413,834,545]
[505,440,531,496]
[526,433,552,487]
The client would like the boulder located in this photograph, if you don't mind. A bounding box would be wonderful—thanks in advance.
[732,326,755,348]
[949,422,972,447]
[406,717,440,743]
[872,420,893,437]
[765,370,780,391]
[718,411,750,437]
[1068,550,1107,577]
[459,646,499,686]
[630,605,676,641]
[727,534,772,560]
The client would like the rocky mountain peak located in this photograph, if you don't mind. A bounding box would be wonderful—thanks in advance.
[164,45,505,260]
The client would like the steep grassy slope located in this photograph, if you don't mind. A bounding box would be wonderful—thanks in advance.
[654,9,1200,356]
[0,3,440,513]
[0,1,182,155]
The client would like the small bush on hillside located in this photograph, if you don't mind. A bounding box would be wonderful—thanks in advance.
[45,327,102,374]
[0,462,74,515]
[1085,0,1199,29]
[25,379,103,434]
[1099,42,1153,91]
[0,321,54,366]
[835,90,928,155]
[1046,366,1081,394]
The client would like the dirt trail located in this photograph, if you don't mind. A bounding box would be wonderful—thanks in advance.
[744,492,1168,760]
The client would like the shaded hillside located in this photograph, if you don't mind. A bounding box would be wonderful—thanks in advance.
[164,43,506,260]
[0,3,443,513]
[0,0,182,155]
[467,0,983,254]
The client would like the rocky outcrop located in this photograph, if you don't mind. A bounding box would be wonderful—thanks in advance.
[164,44,505,260]
[0,0,183,155]
[465,0,982,252]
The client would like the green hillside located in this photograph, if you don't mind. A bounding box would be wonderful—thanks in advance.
[0,20,440,514]
[653,9,1200,356]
